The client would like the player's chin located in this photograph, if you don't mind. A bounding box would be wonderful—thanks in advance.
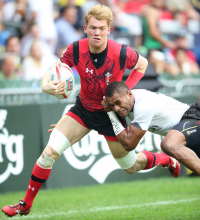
[118,111,128,118]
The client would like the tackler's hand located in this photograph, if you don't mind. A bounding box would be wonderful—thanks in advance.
[101,96,112,112]
[48,124,56,133]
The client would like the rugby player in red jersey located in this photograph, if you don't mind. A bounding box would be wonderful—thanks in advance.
[2,4,178,217]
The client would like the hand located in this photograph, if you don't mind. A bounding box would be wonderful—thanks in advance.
[48,124,56,133]
[101,96,112,112]
[42,81,66,96]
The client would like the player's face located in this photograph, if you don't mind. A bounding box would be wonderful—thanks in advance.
[107,91,134,117]
[84,16,111,53]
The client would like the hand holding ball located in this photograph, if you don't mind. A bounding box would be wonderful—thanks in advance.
[49,63,74,99]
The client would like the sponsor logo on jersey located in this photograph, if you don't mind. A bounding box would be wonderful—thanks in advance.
[105,72,112,85]
[149,125,161,132]
[86,68,93,74]
[187,129,197,135]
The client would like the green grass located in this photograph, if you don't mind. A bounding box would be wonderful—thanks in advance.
[1,177,200,220]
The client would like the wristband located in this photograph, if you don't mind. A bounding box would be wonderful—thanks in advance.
[125,70,144,89]
[107,111,125,136]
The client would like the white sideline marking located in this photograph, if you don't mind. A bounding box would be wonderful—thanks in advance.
[8,198,200,219]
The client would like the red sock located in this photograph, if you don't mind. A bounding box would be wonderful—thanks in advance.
[142,151,170,170]
[23,164,52,207]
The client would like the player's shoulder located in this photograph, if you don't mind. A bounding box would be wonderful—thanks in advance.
[132,90,155,111]
[132,89,155,100]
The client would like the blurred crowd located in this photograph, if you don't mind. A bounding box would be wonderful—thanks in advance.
[0,0,200,88]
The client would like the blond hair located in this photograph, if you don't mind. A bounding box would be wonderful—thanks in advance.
[85,4,113,27]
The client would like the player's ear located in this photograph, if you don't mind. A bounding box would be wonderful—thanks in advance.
[107,27,111,35]
[83,25,87,34]
[127,90,132,97]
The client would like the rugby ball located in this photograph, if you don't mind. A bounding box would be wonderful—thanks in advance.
[49,62,74,99]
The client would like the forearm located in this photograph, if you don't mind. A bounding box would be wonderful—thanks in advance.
[125,55,148,89]
[107,111,137,151]
[42,69,52,94]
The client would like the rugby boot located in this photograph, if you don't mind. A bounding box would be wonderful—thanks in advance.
[2,200,31,217]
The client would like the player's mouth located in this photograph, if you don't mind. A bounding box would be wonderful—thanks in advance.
[93,38,101,42]
[118,109,127,116]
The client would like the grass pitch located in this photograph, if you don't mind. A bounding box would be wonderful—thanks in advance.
[1,177,199,220]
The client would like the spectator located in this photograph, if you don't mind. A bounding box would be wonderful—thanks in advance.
[168,47,199,76]
[26,0,58,53]
[111,3,143,37]
[5,35,20,54]
[165,0,199,20]
[142,0,176,74]
[4,35,23,77]
[166,33,197,64]
[0,55,19,81]
[55,5,81,51]
[22,41,56,81]
[20,23,54,59]
[57,0,84,31]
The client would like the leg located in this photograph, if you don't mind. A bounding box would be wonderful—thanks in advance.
[2,115,91,217]
[107,140,147,174]
[40,115,91,166]
[107,139,180,176]
[161,129,200,175]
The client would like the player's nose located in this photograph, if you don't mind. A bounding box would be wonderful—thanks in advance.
[94,29,100,35]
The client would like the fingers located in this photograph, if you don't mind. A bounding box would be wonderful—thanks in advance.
[50,124,56,127]
[48,128,53,133]
[54,81,66,95]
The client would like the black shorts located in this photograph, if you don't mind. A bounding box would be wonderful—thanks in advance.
[172,103,200,157]
[66,96,126,141]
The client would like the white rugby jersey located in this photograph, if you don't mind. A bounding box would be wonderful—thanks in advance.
[127,89,189,136]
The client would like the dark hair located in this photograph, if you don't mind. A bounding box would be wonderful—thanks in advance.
[106,81,129,97]
[60,5,76,16]
[175,47,187,55]
[5,35,19,46]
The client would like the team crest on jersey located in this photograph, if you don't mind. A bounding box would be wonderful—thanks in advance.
[105,72,112,85]
[86,68,93,74]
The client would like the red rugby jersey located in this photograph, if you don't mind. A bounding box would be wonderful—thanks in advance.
[61,38,138,111]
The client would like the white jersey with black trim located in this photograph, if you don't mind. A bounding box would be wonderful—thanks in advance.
[127,89,190,136]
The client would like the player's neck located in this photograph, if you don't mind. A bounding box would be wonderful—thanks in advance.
[89,42,107,54]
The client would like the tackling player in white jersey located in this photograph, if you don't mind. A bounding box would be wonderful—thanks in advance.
[102,81,200,176]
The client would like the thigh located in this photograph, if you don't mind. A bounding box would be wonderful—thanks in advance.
[55,115,91,145]
[171,119,200,148]
[106,139,129,159]
[163,129,186,146]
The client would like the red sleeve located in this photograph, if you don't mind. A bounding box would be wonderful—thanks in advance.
[60,43,74,67]
[124,46,139,69]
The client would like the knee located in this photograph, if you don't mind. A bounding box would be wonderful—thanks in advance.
[161,139,181,157]
[161,139,173,155]
[124,153,147,174]
[43,145,59,161]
